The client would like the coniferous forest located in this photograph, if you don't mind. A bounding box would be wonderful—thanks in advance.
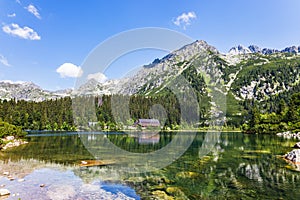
[0,90,299,134]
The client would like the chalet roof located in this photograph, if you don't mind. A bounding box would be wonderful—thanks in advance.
[136,119,160,127]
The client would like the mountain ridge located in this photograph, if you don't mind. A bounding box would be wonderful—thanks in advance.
[1,40,300,102]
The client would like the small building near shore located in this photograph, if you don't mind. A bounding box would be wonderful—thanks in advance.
[134,119,160,127]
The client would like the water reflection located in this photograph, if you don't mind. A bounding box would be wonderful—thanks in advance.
[1,132,300,199]
[0,160,139,200]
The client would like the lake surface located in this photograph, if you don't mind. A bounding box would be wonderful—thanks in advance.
[1,131,300,199]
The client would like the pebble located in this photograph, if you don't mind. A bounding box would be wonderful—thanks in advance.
[17,179,25,182]
[2,172,9,176]
[0,188,10,196]
[40,184,45,187]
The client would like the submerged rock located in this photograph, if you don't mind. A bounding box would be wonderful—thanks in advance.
[166,187,188,199]
[0,188,10,196]
[151,190,174,200]
[176,171,199,179]
[46,185,76,200]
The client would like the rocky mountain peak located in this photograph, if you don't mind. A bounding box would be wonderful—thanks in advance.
[228,44,300,55]
[228,45,252,55]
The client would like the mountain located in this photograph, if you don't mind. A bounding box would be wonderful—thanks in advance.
[82,41,300,101]
[1,41,300,105]
[0,80,72,101]
[228,44,300,55]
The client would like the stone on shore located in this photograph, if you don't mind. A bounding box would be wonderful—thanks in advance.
[2,172,9,176]
[0,188,10,196]
[1,138,28,150]
[5,136,14,141]
[294,142,300,149]
[285,149,300,163]
[277,131,300,139]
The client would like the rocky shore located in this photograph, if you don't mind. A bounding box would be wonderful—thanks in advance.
[276,131,300,170]
[276,131,300,139]
[0,136,28,150]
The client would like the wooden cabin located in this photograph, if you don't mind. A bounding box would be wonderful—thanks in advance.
[135,119,160,127]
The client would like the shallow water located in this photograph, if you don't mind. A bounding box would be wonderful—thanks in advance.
[0,132,300,199]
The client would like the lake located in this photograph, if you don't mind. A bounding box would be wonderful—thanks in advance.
[0,131,300,199]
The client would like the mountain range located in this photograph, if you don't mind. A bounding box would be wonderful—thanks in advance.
[1,41,300,104]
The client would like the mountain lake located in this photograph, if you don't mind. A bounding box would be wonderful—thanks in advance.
[0,131,300,199]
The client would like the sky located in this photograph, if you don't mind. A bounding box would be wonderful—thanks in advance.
[0,0,300,90]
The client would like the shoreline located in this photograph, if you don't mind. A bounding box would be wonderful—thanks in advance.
[26,129,243,133]
[0,136,28,151]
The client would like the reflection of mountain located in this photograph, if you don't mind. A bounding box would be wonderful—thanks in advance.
[0,160,139,200]
[1,132,300,199]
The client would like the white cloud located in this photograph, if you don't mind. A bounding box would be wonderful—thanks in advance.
[0,54,11,67]
[87,72,108,83]
[2,23,41,40]
[56,63,83,78]
[173,12,197,29]
[7,13,16,18]
[25,4,41,19]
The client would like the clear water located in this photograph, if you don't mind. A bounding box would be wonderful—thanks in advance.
[0,132,300,199]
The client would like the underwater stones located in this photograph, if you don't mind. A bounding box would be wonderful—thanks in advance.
[166,187,188,199]
[46,185,76,200]
[176,171,199,179]
[149,183,166,191]
[151,190,174,200]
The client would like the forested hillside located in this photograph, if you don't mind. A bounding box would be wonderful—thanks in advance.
[1,41,300,134]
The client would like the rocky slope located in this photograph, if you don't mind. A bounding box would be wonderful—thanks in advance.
[0,80,72,101]
[1,41,300,104]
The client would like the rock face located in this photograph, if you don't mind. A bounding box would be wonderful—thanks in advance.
[248,45,261,53]
[1,41,300,102]
[285,149,300,163]
[228,45,252,55]
[0,80,72,102]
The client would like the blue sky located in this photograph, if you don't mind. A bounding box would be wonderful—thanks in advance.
[0,0,300,90]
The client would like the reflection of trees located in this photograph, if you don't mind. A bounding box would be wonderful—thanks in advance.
[0,134,94,164]
[2,132,300,199]
[128,133,300,199]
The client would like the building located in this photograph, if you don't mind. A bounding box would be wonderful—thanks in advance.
[134,119,160,127]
